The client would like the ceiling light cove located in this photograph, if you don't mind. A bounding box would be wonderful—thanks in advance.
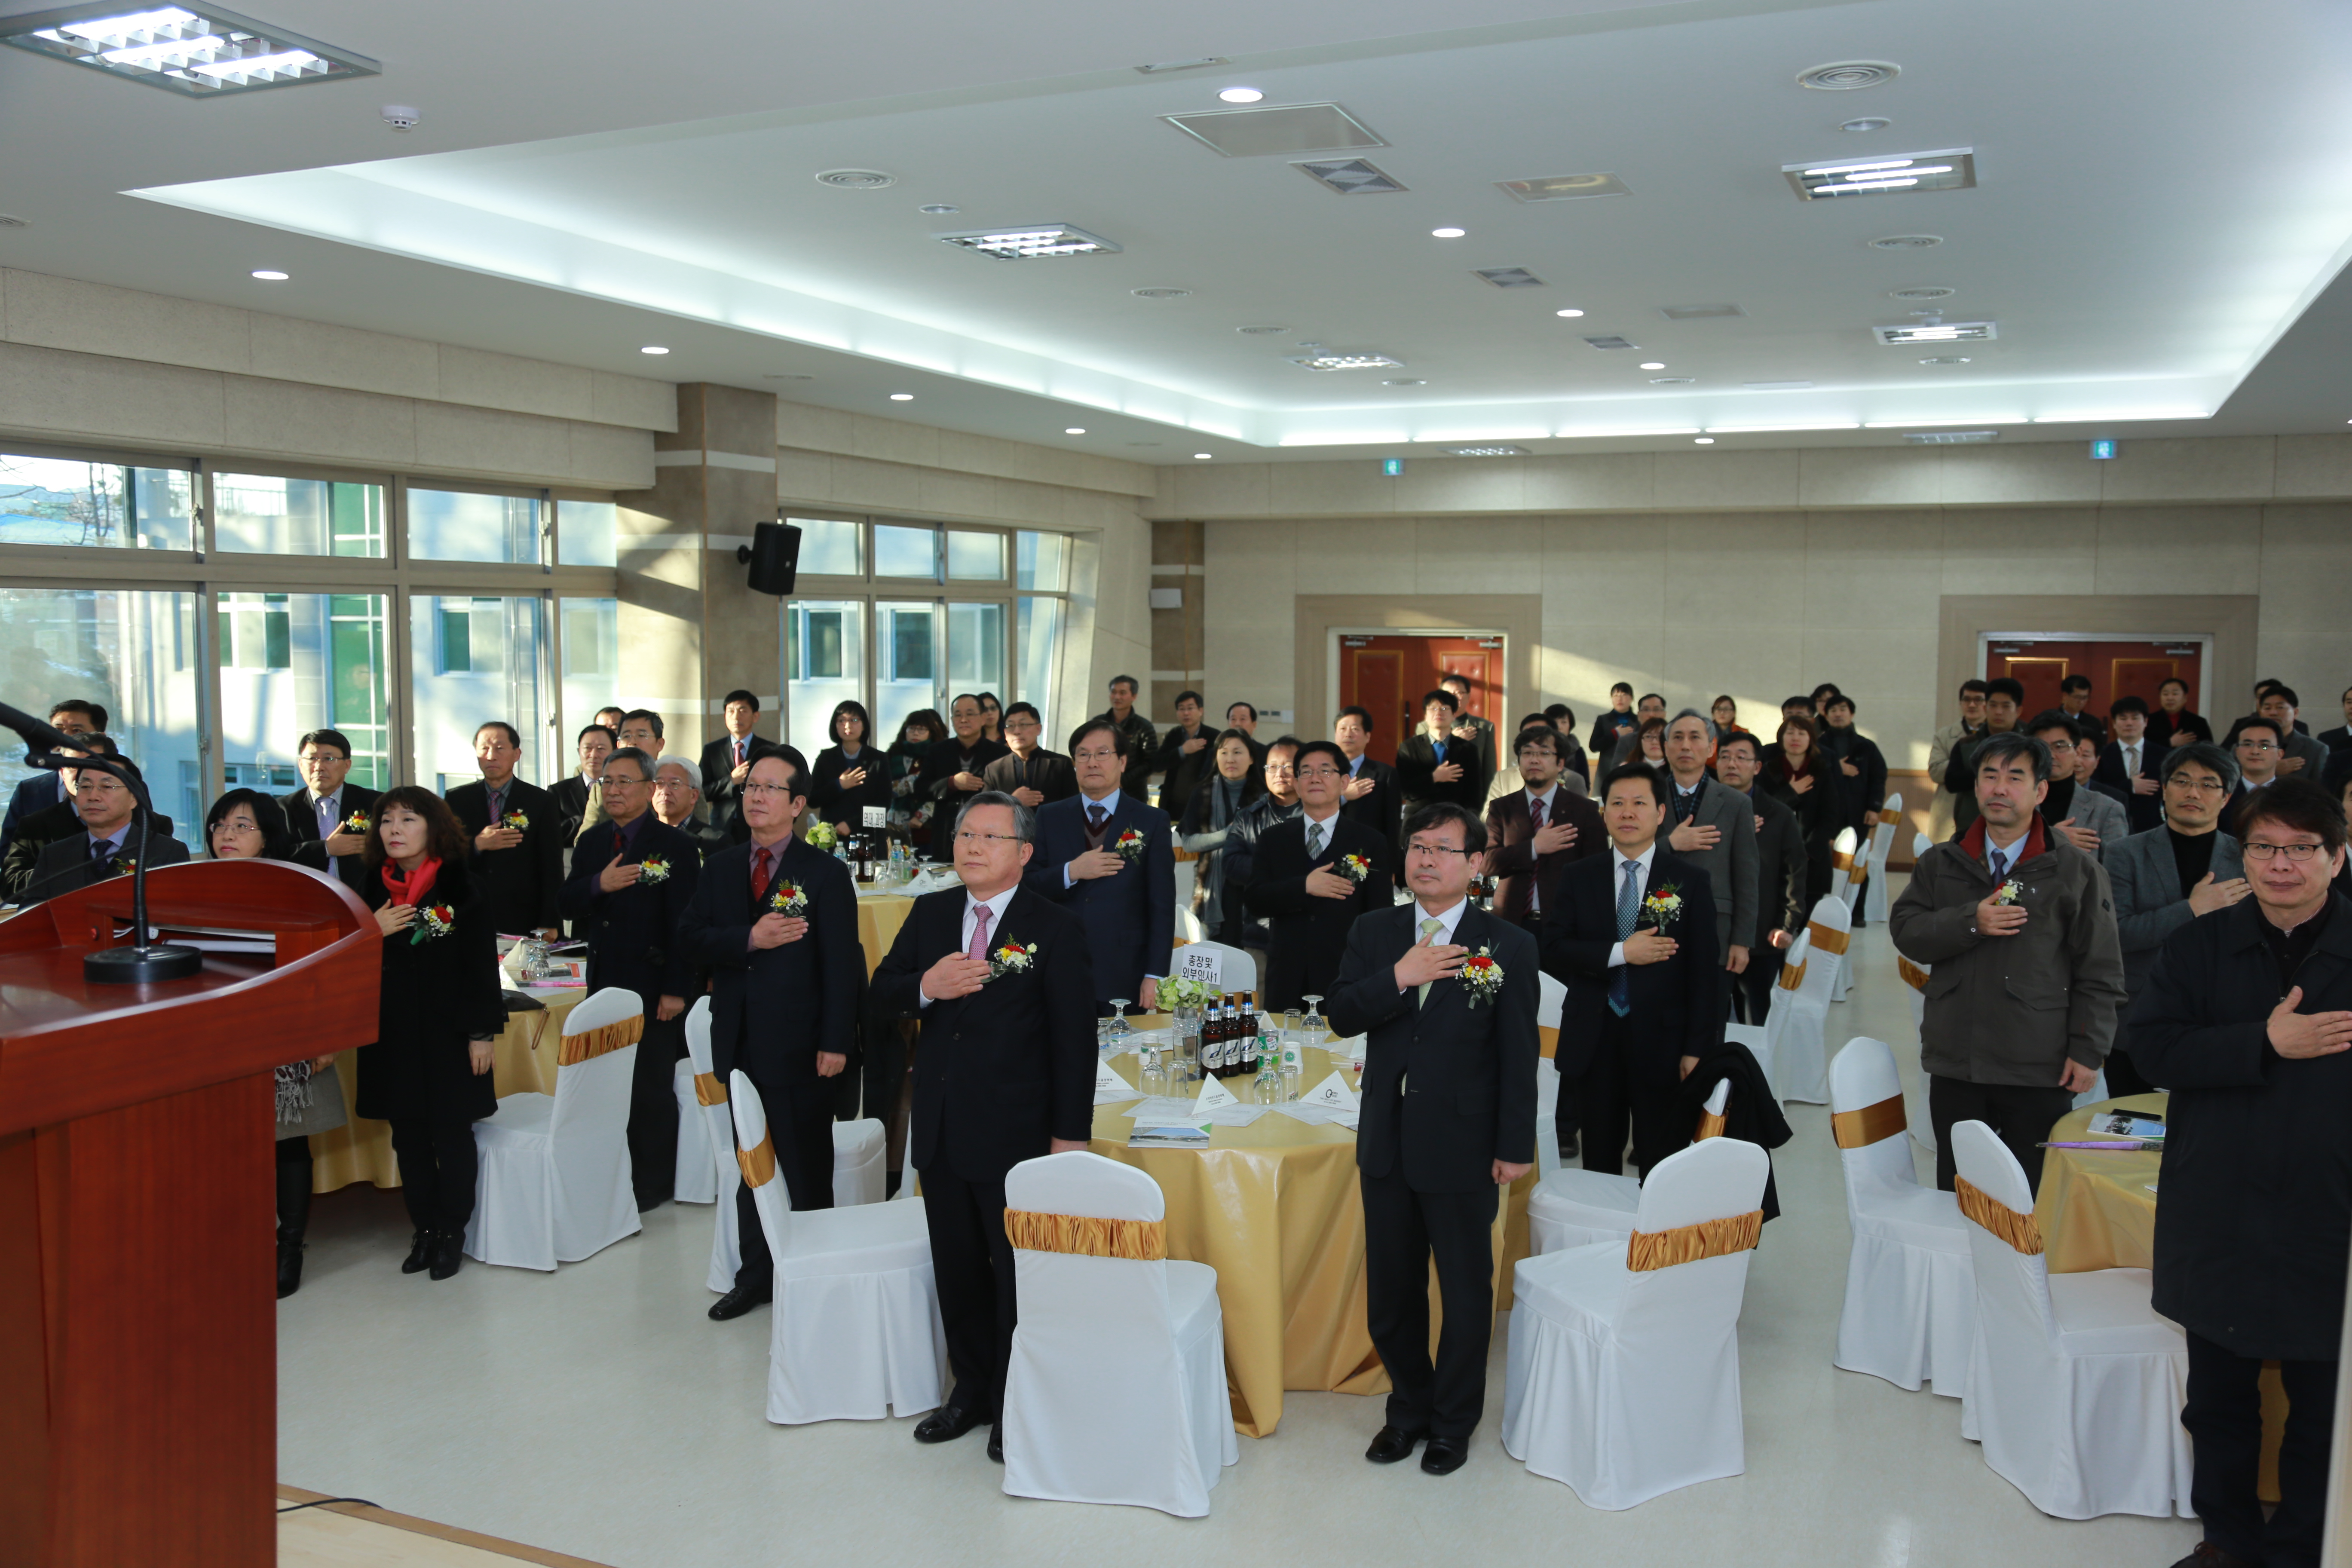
[888,392,913,401]
[937,224,1120,259]
[639,345,669,355]
[1785,149,1975,200]
[1873,321,1996,345]
[0,5,378,95]
[250,268,288,281]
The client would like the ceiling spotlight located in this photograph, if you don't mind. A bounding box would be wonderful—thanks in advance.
[1064,427,1087,435]
[250,269,288,281]
[1840,117,1891,132]
[1430,226,1467,239]
[1217,86,1264,104]
[0,5,379,96]
[1555,308,1586,318]
[1382,378,1426,386]
[889,392,914,401]
[1194,452,1213,459]
[1693,437,1715,444]
[639,346,669,355]
[918,203,960,215]
[1639,361,1666,370]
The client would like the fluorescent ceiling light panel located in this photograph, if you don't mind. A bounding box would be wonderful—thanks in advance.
[1285,352,1403,371]
[1161,102,1384,157]
[1901,430,2000,444]
[1865,418,2026,428]
[0,3,377,95]
[1278,431,1409,446]
[1783,148,1975,201]
[1419,430,1547,444]
[935,224,1120,259]
[1559,427,1702,438]
[1473,267,1544,288]
[1873,321,1997,345]
[1495,173,1631,202]
[2029,411,2212,423]
[1659,304,1743,320]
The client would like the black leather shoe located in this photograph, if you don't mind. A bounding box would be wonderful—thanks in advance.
[276,1241,305,1299]
[1365,1425,1427,1464]
[914,1405,983,1445]
[428,1231,463,1280]
[987,1422,1003,1463]
[2169,1546,2257,1568]
[707,1285,770,1321]
[1420,1436,1470,1475]
[400,1231,432,1274]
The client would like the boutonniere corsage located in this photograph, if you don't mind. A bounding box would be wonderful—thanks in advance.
[110,854,136,876]
[502,810,530,831]
[1460,946,1505,1008]
[986,941,1037,980]
[1337,852,1372,883]
[1993,879,2024,906]
[637,856,671,885]
[342,811,371,834]
[410,904,456,945]
[1113,827,1146,861]
[768,882,809,916]
[1641,884,1684,928]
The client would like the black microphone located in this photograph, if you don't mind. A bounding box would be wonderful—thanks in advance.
[0,701,77,757]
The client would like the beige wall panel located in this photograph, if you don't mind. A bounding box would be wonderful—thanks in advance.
[1798,447,1944,508]
[222,376,417,470]
[824,454,923,514]
[1939,442,2102,506]
[847,410,941,471]
[2097,436,2276,505]
[1937,508,2100,594]
[0,340,227,450]
[1394,458,1526,514]
[1270,459,1396,517]
[1520,453,1656,512]
[590,370,681,434]
[774,449,837,507]
[1291,517,1416,595]
[564,420,658,491]
[248,314,441,402]
[414,401,573,484]
[2272,434,2352,498]
[1653,449,1801,511]
[2092,507,2265,596]
[437,345,594,424]
[3,269,251,375]
[776,399,855,455]
[1415,514,1541,594]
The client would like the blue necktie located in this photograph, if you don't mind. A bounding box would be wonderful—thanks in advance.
[1609,861,1639,1017]
[1432,737,1446,764]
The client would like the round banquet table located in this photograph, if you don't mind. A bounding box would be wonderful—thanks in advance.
[854,888,916,977]
[1086,1028,1536,1438]
[2037,1092,2285,1501]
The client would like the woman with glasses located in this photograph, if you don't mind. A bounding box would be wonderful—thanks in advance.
[1179,728,1267,945]
[812,698,893,840]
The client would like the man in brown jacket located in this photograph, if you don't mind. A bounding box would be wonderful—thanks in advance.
[1890,731,2127,1192]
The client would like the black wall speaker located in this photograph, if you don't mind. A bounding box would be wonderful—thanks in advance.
[739,521,802,596]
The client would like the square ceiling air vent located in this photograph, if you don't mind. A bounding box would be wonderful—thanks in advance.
[1293,158,1406,194]
[1872,321,1996,345]
[1474,267,1545,288]
[1162,102,1384,157]
[1902,429,2000,444]
[1495,173,1631,202]
[1784,148,1976,201]
[1582,336,1638,351]
[1286,352,1404,371]
[935,224,1121,259]
[1659,303,1742,320]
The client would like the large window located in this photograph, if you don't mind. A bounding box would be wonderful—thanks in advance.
[785,600,867,758]
[216,593,392,795]
[410,488,542,565]
[411,595,546,791]
[215,472,385,557]
[0,587,207,829]
[0,454,193,551]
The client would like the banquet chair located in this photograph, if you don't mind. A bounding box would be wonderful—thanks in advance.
[1825,838,1862,999]
[1724,1021,1773,1093]
[999,1151,1236,1517]
[1949,1120,2192,1519]
[832,1118,887,1206]
[674,1058,716,1204]
[684,998,741,1292]
[1829,1038,1973,1396]
[466,986,643,1271]
[1912,830,1933,860]
[1503,1136,1769,1508]
[1862,793,1902,925]
[1766,916,1841,1104]
[1528,1077,1732,1256]
[730,1072,947,1424]
[1174,906,1206,945]
[1535,971,1567,1178]
[1170,940,1254,993]
[1890,955,1936,1156]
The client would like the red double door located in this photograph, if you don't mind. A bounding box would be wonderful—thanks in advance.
[1338,634,1502,749]
[1986,638,2203,722]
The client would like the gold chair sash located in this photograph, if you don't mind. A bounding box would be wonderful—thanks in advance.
[694,1071,727,1106]
[1831,1092,1908,1149]
[1776,958,1807,991]
[1954,1175,2043,1254]
[1897,956,1931,992]
[557,1014,643,1066]
[1831,848,1855,870]
[1004,1208,1167,1261]
[1847,858,1871,884]
[1627,1210,1763,1271]
[1806,921,1850,956]
[736,1131,777,1189]
[1694,1111,1727,1141]
[1537,1024,1559,1061]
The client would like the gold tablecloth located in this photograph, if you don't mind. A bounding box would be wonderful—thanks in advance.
[855,891,915,978]
[2038,1093,2285,1501]
[1087,1033,1535,1438]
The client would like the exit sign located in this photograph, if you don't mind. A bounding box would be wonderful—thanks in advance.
[1381,457,1405,477]
[2089,439,2118,460]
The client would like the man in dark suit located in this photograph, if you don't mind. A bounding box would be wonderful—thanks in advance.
[1542,763,1721,1176]
[445,721,564,937]
[1327,801,1539,1476]
[1395,689,1489,830]
[562,746,706,1212]
[698,688,774,838]
[1437,673,1499,785]
[20,759,189,904]
[0,698,102,865]
[1662,711,1759,1013]
[678,750,863,1320]
[1715,732,1807,1023]
[1334,705,1402,848]
[651,759,731,860]
[871,791,1096,1459]
[2093,695,2169,835]
[1484,724,1604,934]
[2317,684,2352,756]
[550,723,616,842]
[1024,718,1174,1014]
[1,734,144,900]
[1246,739,1393,1011]
[281,728,378,891]
[921,694,1009,855]
[1152,689,1214,822]
[981,701,1076,808]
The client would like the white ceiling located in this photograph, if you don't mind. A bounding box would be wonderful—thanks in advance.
[7,0,2352,462]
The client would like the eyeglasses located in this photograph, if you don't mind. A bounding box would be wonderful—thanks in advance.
[1263,763,1297,776]
[2243,841,2328,862]
[741,782,797,799]
[600,775,649,788]
[2165,775,2228,794]
[1294,766,1344,780]
[2235,738,2278,751]
[1072,749,1118,763]
[952,830,1023,846]
[1407,842,1473,858]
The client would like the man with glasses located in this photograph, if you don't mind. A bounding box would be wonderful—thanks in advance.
[1221,736,1305,965]
[2094,695,2169,834]
[446,721,564,938]
[2103,743,2249,1098]
[20,750,188,904]
[2024,711,2127,860]
[1249,739,1394,1011]
[1946,678,2025,834]
[282,728,378,891]
[563,746,704,1212]
[2132,779,2352,1568]
[2254,684,2331,778]
[680,750,861,1320]
[2223,716,2288,835]
[0,698,104,864]
[872,792,1096,1462]
[1486,726,1605,937]
[651,758,729,859]
[1025,718,1173,1014]
[920,694,1010,853]
[552,723,616,842]
[982,701,1075,807]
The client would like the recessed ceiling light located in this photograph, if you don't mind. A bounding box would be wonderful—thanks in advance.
[1217,86,1263,104]
[1430,226,1467,239]
[917,203,960,215]
[936,224,1121,259]
[1840,117,1892,132]
[1693,437,1715,444]
[639,346,669,355]
[1797,60,1901,91]
[1874,320,1996,345]
[1064,427,1087,435]
[815,168,896,190]
[889,392,913,401]
[1555,308,1586,318]
[1194,453,1213,459]
[250,269,288,281]
[0,6,379,96]
[1785,148,1975,201]
[1287,352,1405,371]
[1495,173,1630,202]
[1638,361,1666,370]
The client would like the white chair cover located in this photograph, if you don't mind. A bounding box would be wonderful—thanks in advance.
[466,987,644,1270]
[1724,1020,1772,1091]
[1829,1038,1974,1395]
[1949,1121,2192,1519]
[1912,830,1933,859]
[1170,940,1255,993]
[673,1058,716,1204]
[999,1152,1236,1517]
[731,1072,948,1424]
[1528,1078,1731,1256]
[685,998,741,1293]
[832,1118,886,1206]
[1536,971,1567,1178]
[1767,905,1843,1104]
[1503,1136,1769,1509]
[1863,793,1902,925]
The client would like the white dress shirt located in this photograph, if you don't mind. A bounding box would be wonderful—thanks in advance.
[1395,895,1471,1003]
[919,884,1019,1008]
[1300,804,1342,858]
[1606,841,1659,969]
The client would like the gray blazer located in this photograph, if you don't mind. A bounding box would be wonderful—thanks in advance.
[2106,824,2245,996]
[1665,773,1759,958]
[2055,781,2129,865]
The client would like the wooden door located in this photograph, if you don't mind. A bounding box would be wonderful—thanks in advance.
[1985,638,2203,722]
[1338,634,1503,749]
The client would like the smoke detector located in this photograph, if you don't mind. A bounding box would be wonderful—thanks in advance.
[816,168,897,190]
[1797,60,1901,90]
[381,104,420,131]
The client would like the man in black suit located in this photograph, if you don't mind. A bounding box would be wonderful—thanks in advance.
[281,728,378,891]
[1,734,147,900]
[550,723,616,842]
[2317,685,2352,756]
[563,746,706,1212]
[1543,763,1721,1176]
[20,759,189,904]
[920,694,1010,855]
[981,701,1076,808]
[1716,732,1807,1024]
[1334,705,1402,849]
[1327,801,1539,1476]
[1247,739,1393,1011]
[445,721,564,937]
[679,749,863,1320]
[0,698,102,864]
[1152,689,1214,822]
[2093,696,2169,835]
[1396,688,1489,827]
[871,791,1096,1460]
[1023,719,1174,1013]
[1485,724,1605,934]
[699,688,774,838]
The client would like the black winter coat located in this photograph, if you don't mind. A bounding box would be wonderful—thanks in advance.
[1679,1042,1792,1220]
[354,857,508,1123]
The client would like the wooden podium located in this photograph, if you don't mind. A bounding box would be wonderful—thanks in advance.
[0,860,380,1566]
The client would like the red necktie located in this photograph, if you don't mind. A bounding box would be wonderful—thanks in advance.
[1529,793,1545,836]
[751,845,773,897]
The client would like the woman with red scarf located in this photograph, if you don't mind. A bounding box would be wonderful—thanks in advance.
[1761,714,1838,908]
[355,787,505,1280]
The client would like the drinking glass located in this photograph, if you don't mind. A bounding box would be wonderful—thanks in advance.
[1139,1045,1167,1099]
[1106,1001,1133,1042]
[1301,994,1326,1042]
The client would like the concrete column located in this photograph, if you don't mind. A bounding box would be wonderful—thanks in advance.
[1149,518,1204,726]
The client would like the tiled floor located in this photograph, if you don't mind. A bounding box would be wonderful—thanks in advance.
[279,903,2202,1566]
